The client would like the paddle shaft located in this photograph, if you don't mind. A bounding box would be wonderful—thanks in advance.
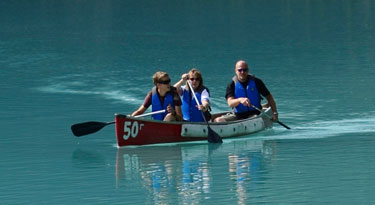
[250,105,291,129]
[187,80,208,122]
[103,109,167,124]
[134,109,165,118]
[187,80,222,143]
[105,109,167,123]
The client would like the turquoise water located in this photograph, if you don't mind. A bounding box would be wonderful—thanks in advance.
[1,0,375,204]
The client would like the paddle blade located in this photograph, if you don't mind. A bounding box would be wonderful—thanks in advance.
[276,120,291,129]
[207,127,223,143]
[71,121,113,137]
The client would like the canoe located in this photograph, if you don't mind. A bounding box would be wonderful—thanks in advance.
[115,107,273,147]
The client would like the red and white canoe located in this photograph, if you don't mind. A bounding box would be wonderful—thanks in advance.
[115,107,273,147]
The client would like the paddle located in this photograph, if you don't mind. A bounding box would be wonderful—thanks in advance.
[187,80,223,143]
[71,110,166,137]
[250,105,291,129]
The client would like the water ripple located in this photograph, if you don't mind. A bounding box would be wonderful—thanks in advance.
[260,117,375,141]
[35,73,145,105]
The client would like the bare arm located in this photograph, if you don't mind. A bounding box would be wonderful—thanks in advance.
[131,105,147,117]
[197,89,210,111]
[165,104,183,121]
[202,99,209,108]
[266,94,278,121]
[197,99,210,111]
[227,97,251,108]
[174,105,183,121]
[173,73,188,95]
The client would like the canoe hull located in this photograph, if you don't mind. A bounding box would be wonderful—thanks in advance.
[115,108,273,147]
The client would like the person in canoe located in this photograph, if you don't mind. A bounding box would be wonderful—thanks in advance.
[174,68,212,122]
[131,71,183,121]
[214,60,278,122]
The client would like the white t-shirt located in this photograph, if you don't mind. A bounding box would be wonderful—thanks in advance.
[180,85,210,102]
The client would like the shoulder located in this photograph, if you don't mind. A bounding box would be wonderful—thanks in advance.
[250,75,262,82]
[151,86,157,94]
[201,88,210,97]
[202,86,210,93]
[143,91,153,108]
[225,81,235,93]
[170,87,181,98]
[170,86,178,94]
[195,85,208,94]
[249,75,263,85]
[253,76,267,87]
[225,81,235,99]
[227,80,235,88]
[145,91,153,101]
[252,76,270,96]
[180,85,187,94]
[171,87,182,106]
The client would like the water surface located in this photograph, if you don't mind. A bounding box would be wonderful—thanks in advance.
[1,0,375,204]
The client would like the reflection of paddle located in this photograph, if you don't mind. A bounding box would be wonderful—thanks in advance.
[250,105,291,129]
[71,110,166,137]
[187,80,223,143]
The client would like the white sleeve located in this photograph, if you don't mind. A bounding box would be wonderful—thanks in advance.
[201,89,210,102]
[179,85,186,96]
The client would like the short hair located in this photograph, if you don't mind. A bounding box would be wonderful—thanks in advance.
[152,71,169,85]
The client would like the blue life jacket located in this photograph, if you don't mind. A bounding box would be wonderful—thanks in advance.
[151,87,174,120]
[233,76,261,113]
[181,86,209,122]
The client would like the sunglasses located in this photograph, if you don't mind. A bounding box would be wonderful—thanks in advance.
[237,68,248,73]
[158,79,171,84]
[189,78,200,81]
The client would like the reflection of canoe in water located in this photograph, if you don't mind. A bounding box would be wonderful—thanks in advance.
[115,144,217,200]
[116,146,182,182]
[115,143,221,183]
[115,107,273,147]
[115,140,273,190]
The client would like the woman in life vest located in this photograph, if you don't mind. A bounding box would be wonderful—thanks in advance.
[131,71,183,121]
[174,68,211,122]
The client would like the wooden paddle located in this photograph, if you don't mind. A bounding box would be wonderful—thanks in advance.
[250,105,291,129]
[187,80,223,143]
[71,110,166,137]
